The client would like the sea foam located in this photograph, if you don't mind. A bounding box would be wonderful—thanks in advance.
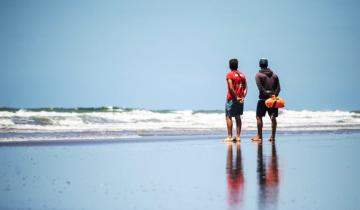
[0,108,359,142]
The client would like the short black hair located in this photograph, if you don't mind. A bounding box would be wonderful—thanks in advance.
[259,58,268,68]
[229,59,238,70]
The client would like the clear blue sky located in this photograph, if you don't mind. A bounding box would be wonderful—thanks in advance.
[1,0,359,111]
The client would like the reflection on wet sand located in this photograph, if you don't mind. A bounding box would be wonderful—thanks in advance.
[226,142,244,208]
[256,142,280,209]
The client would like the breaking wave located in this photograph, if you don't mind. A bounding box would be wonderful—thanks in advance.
[0,107,359,142]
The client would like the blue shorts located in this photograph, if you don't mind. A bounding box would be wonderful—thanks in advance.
[225,100,244,117]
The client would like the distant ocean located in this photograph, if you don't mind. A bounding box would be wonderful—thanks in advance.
[0,107,359,143]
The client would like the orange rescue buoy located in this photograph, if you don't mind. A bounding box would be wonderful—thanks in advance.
[265,96,285,108]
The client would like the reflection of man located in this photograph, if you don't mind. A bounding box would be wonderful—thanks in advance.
[256,142,280,209]
[266,143,279,190]
[252,58,281,142]
[226,142,244,207]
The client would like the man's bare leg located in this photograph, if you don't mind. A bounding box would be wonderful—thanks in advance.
[225,116,233,142]
[269,116,277,141]
[235,115,241,141]
[251,116,263,141]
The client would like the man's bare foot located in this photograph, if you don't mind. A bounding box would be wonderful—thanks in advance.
[251,135,262,141]
[269,137,276,142]
[234,137,241,142]
[224,137,233,142]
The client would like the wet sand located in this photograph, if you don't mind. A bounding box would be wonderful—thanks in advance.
[0,132,360,210]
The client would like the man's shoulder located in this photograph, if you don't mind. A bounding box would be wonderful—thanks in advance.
[226,71,233,79]
[237,70,246,76]
[237,71,246,81]
[226,71,233,76]
[255,71,263,78]
[270,70,279,79]
[227,70,246,80]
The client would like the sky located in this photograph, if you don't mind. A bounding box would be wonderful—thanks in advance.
[0,0,359,111]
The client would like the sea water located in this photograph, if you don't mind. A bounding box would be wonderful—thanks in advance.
[0,107,359,143]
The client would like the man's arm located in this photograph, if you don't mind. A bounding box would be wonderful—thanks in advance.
[275,76,281,96]
[255,74,267,97]
[227,79,237,99]
[243,78,248,97]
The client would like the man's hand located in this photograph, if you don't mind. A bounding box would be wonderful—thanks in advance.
[265,90,275,98]
[237,97,244,104]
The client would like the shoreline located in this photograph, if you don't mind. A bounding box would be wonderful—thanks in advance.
[1,129,360,146]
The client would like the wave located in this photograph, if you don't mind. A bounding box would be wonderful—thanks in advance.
[0,107,360,142]
[0,106,133,113]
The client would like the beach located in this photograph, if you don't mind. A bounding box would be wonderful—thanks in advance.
[2,0,360,209]
[1,132,360,210]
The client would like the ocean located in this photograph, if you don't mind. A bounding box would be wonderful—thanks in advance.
[1,107,359,143]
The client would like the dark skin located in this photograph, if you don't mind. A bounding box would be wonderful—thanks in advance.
[252,67,278,142]
[252,112,277,142]
[225,75,247,142]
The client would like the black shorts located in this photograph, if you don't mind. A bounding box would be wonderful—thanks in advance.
[225,100,244,117]
[256,99,278,117]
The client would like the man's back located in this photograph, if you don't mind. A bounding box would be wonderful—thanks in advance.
[255,68,280,99]
[252,58,281,142]
[226,70,247,101]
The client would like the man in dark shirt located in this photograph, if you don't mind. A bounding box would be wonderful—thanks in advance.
[251,58,281,142]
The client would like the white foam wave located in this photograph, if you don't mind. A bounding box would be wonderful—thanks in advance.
[0,109,359,141]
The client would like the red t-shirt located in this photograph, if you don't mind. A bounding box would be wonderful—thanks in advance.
[226,70,247,101]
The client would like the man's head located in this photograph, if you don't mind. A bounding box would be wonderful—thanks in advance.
[229,59,238,70]
[259,58,268,68]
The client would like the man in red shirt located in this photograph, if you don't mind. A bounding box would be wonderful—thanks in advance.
[225,59,247,142]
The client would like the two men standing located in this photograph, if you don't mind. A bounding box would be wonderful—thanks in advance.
[225,58,281,142]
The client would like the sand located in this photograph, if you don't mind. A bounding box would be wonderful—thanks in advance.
[0,132,359,210]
